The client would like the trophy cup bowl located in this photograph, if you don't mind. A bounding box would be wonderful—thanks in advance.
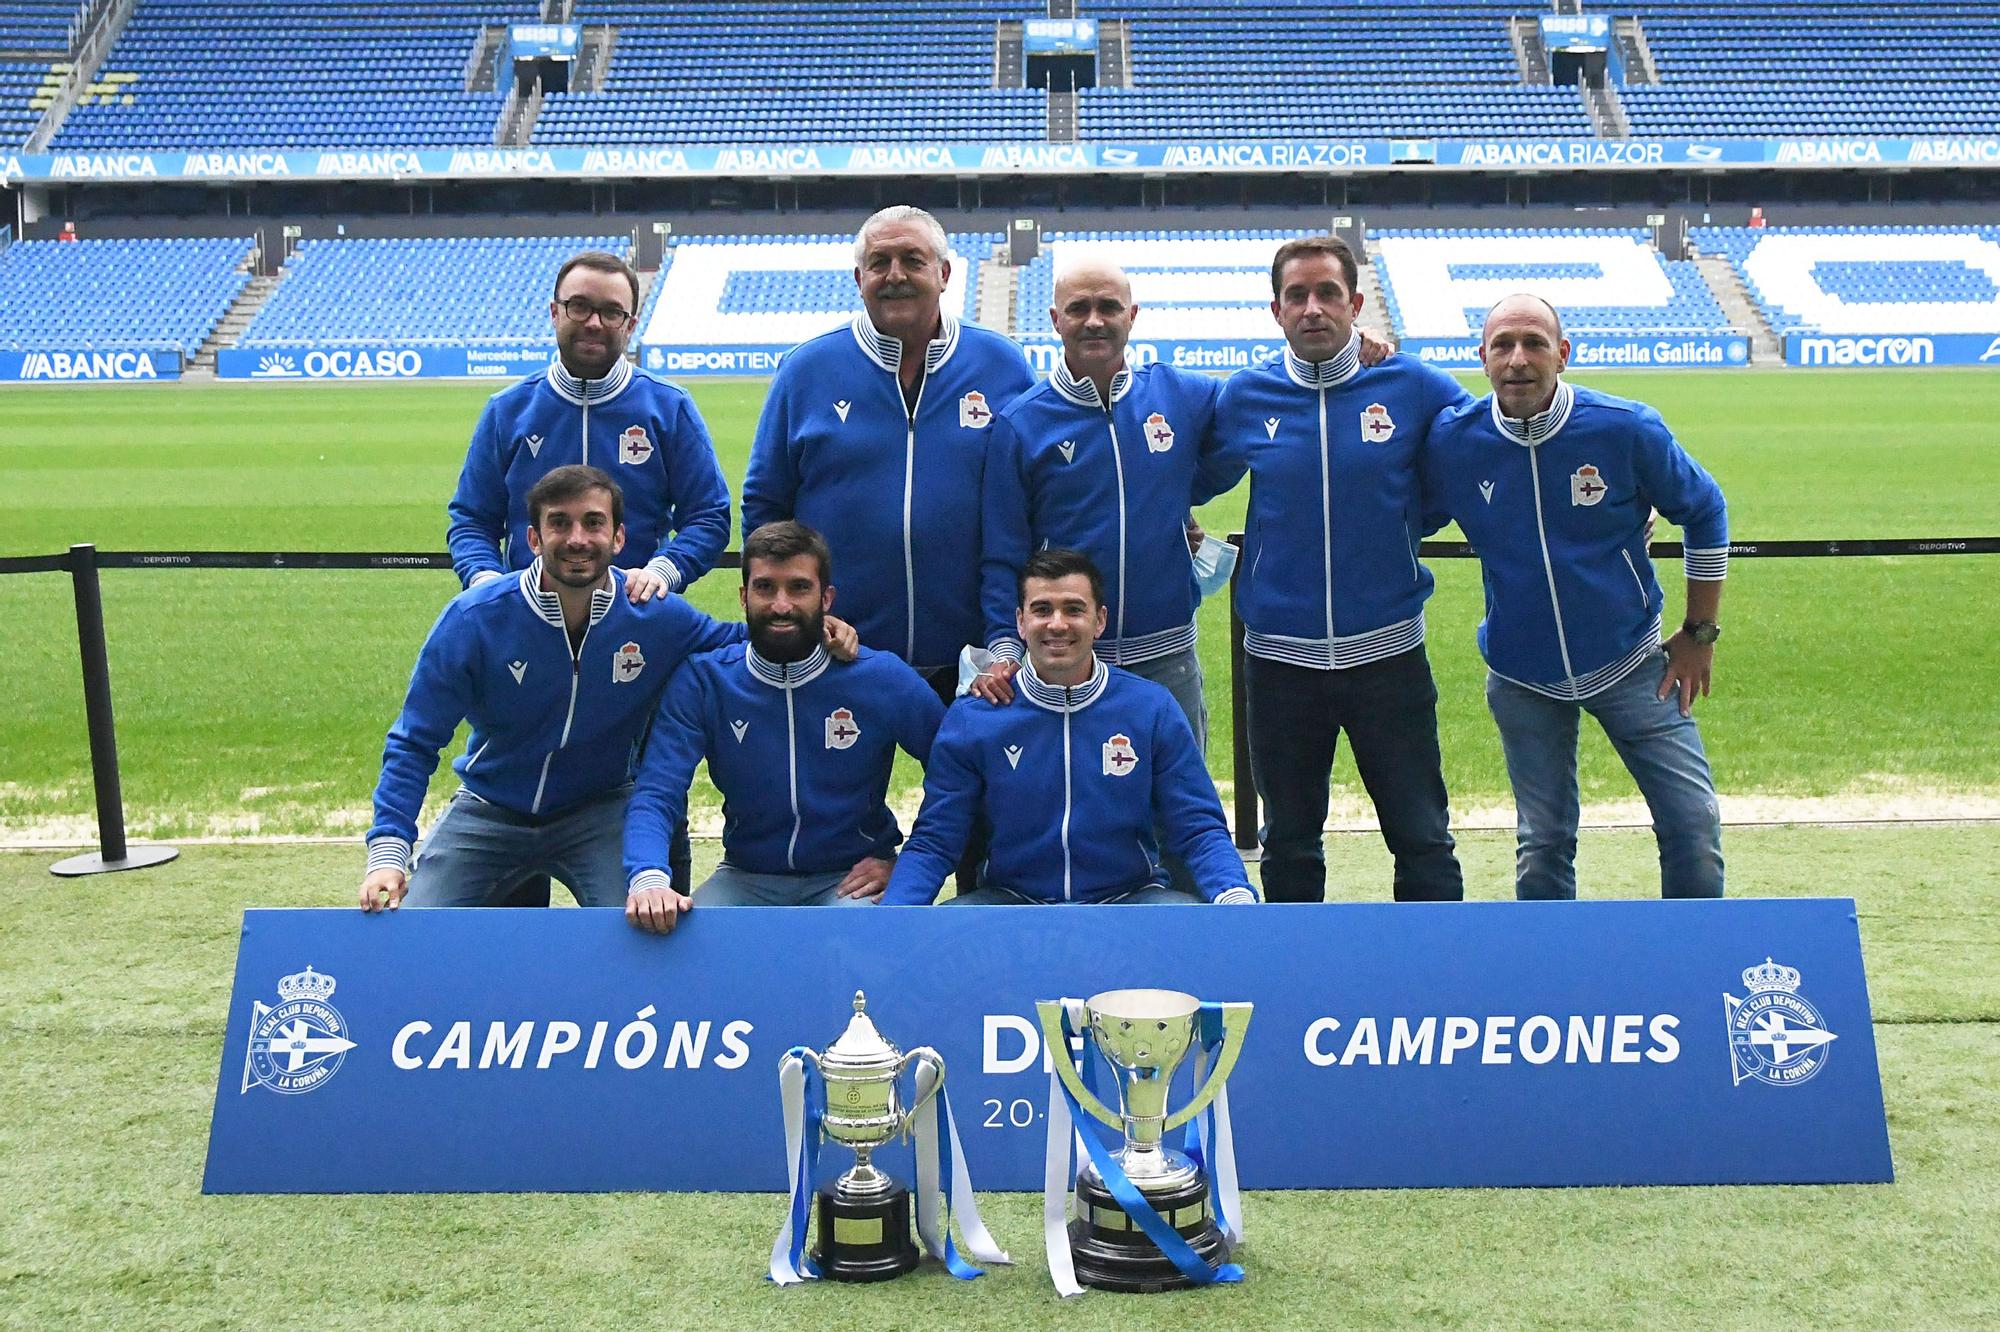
[1038,988,1252,1293]
[799,990,943,1282]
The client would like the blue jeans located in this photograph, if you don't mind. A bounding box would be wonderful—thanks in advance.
[695,864,874,906]
[1485,651,1725,900]
[941,885,1206,905]
[1122,646,1209,895]
[405,784,630,908]
[1243,647,1462,903]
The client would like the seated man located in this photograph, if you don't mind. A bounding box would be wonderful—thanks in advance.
[882,549,1258,906]
[360,467,851,914]
[622,522,946,932]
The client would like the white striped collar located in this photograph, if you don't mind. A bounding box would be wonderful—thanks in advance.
[849,311,960,375]
[546,354,633,405]
[1018,655,1109,713]
[745,643,830,690]
[1049,358,1131,407]
[518,557,617,628]
[1491,380,1575,446]
[1283,333,1362,389]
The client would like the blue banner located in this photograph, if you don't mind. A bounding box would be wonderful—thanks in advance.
[1403,334,1751,370]
[509,23,579,61]
[10,137,1999,184]
[216,342,553,381]
[640,344,789,377]
[1784,332,2000,366]
[1539,15,1611,50]
[204,900,1891,1194]
[0,347,180,382]
[1024,18,1098,55]
[1019,337,1287,375]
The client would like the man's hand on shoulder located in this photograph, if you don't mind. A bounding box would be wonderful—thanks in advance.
[359,867,407,913]
[627,885,692,934]
[968,658,1018,705]
[623,566,670,604]
[822,615,860,662]
[835,856,896,901]
[1357,327,1395,367]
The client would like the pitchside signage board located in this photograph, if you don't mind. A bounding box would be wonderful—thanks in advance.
[204,900,1891,1194]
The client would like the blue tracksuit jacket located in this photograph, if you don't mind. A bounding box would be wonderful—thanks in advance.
[881,658,1255,904]
[1211,338,1473,669]
[981,361,1235,665]
[1423,380,1729,698]
[446,357,732,592]
[741,313,1035,669]
[623,643,945,892]
[365,561,744,873]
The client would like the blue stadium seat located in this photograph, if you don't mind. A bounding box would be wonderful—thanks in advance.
[0,235,252,354]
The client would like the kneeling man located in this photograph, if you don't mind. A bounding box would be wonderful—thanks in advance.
[623,521,945,931]
[882,549,1257,905]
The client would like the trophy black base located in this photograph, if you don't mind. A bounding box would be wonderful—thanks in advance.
[1068,1169,1232,1293]
[813,1182,919,1282]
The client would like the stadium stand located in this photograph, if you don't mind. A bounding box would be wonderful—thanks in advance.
[1621,1,2000,138]
[1014,231,1289,343]
[1,61,55,148]
[49,0,539,151]
[534,1,1043,145]
[1,0,80,148]
[1371,229,1733,339]
[237,235,629,348]
[0,235,251,354]
[1077,0,1595,140]
[1692,226,2000,334]
[636,232,993,352]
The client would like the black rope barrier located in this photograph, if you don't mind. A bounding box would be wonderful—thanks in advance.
[10,534,1996,872]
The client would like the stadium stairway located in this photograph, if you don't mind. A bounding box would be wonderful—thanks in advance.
[975,244,1015,334]
[187,272,277,380]
[1692,250,1781,363]
[1357,255,1396,343]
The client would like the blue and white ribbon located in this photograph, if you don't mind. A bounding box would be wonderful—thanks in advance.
[770,1047,826,1284]
[1042,1000,1244,1296]
[1183,1004,1244,1247]
[910,1050,1011,1279]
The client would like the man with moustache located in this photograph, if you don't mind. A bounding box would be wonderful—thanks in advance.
[742,206,1036,691]
[882,550,1256,906]
[622,522,945,931]
[1211,235,1472,904]
[447,250,731,897]
[1423,295,1728,900]
[361,467,750,913]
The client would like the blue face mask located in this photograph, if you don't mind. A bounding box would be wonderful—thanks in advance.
[1192,534,1239,600]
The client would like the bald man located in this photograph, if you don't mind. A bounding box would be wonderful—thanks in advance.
[974,258,1238,746]
[1423,295,1730,900]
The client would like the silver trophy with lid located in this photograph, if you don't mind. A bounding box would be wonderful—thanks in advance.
[796,990,944,1281]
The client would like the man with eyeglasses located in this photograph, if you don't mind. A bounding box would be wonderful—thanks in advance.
[448,249,731,606]
[446,249,732,897]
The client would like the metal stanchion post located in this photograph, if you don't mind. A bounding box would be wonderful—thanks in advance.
[1226,534,1258,856]
[50,543,179,877]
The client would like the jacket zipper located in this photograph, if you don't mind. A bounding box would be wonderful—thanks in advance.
[783,684,801,870]
[1059,700,1074,902]
[1318,385,1335,649]
[1525,446,1578,682]
[531,618,592,814]
[1105,407,1129,651]
[901,373,927,662]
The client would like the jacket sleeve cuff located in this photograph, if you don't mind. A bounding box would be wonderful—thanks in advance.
[629,868,673,896]
[1682,548,1729,581]
[366,836,414,875]
[468,569,503,587]
[987,637,1024,663]
[643,556,684,593]
[1214,886,1259,905]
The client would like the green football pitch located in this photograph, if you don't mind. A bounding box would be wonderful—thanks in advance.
[1,368,1997,841]
[1,371,1997,1326]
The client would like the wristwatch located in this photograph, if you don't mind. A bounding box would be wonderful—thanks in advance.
[1682,619,1721,645]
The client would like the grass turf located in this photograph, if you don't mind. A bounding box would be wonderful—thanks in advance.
[2,823,1996,1329]
[3,371,1999,838]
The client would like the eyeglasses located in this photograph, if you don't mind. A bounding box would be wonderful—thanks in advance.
[557,296,633,329]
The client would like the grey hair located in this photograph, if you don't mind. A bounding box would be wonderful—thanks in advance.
[854,205,950,267]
